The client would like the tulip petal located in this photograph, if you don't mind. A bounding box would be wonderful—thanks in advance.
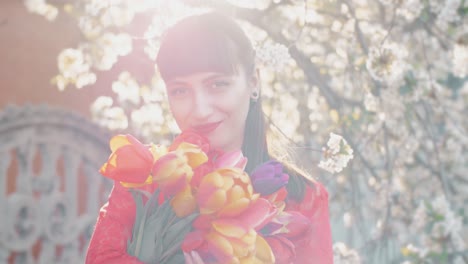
[193,215,214,230]
[237,198,277,230]
[229,236,254,258]
[265,236,295,264]
[159,172,189,198]
[100,145,152,183]
[228,185,246,201]
[176,142,209,168]
[212,218,247,238]
[199,189,227,214]
[150,143,168,160]
[169,130,210,154]
[109,134,132,152]
[200,172,225,188]
[171,186,197,217]
[205,231,234,257]
[254,235,275,263]
[120,175,153,188]
[250,160,289,195]
[217,198,250,217]
[281,211,312,238]
[182,230,205,252]
[151,153,179,180]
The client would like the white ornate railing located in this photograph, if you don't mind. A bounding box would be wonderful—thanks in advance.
[0,105,112,264]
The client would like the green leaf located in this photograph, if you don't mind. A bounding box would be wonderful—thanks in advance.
[126,188,197,264]
[127,190,145,255]
[163,213,198,249]
[162,252,185,264]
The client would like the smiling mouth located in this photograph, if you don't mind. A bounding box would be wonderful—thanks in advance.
[192,121,222,134]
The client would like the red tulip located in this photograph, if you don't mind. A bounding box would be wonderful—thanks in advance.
[182,230,206,252]
[278,211,312,239]
[169,130,210,154]
[265,235,296,264]
[99,134,154,184]
[236,198,277,230]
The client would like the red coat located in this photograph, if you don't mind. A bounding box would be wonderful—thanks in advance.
[85,180,333,264]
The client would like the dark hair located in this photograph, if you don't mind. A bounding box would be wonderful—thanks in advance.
[156,12,255,82]
[156,12,312,201]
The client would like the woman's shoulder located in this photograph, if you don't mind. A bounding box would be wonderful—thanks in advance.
[286,180,329,220]
[282,163,330,218]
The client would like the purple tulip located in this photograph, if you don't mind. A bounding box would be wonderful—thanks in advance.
[251,160,289,195]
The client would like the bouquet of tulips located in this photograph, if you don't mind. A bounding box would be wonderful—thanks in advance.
[99,131,310,263]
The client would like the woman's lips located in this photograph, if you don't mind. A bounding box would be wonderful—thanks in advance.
[192,121,222,134]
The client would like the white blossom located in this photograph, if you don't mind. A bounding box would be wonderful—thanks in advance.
[319,133,354,173]
[78,16,104,39]
[100,6,135,28]
[366,42,408,84]
[398,0,424,21]
[131,104,165,139]
[24,0,58,21]
[90,96,128,130]
[436,0,462,27]
[333,242,361,264]
[452,32,468,78]
[57,48,90,79]
[93,33,133,70]
[112,72,141,105]
[411,202,428,232]
[54,48,96,89]
[75,72,97,89]
[255,42,291,71]
[379,0,424,21]
[364,92,379,112]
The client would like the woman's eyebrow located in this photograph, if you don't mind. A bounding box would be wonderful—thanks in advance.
[202,73,231,83]
[166,80,186,86]
[166,73,231,86]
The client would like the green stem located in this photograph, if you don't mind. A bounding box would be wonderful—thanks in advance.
[159,243,183,263]
[134,193,152,257]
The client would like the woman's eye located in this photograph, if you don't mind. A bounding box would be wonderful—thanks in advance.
[211,80,230,90]
[169,87,188,97]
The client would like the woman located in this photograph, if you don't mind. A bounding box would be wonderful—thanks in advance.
[86,12,332,264]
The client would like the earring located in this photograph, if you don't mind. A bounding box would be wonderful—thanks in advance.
[251,90,259,102]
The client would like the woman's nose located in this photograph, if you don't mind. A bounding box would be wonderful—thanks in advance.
[191,91,213,119]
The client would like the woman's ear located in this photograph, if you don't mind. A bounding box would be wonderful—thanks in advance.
[249,68,261,102]
[249,68,261,92]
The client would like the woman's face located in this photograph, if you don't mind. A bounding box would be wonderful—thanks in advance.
[165,69,254,152]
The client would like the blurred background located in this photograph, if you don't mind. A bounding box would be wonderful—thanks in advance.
[0,0,467,263]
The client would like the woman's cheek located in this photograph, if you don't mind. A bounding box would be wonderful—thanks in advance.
[169,100,191,130]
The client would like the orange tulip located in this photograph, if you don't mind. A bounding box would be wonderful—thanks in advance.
[171,185,197,217]
[184,228,275,263]
[99,134,154,184]
[196,168,258,216]
[151,142,208,197]
[182,230,237,263]
[175,142,209,169]
[169,130,210,154]
[151,152,192,196]
[239,235,275,264]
